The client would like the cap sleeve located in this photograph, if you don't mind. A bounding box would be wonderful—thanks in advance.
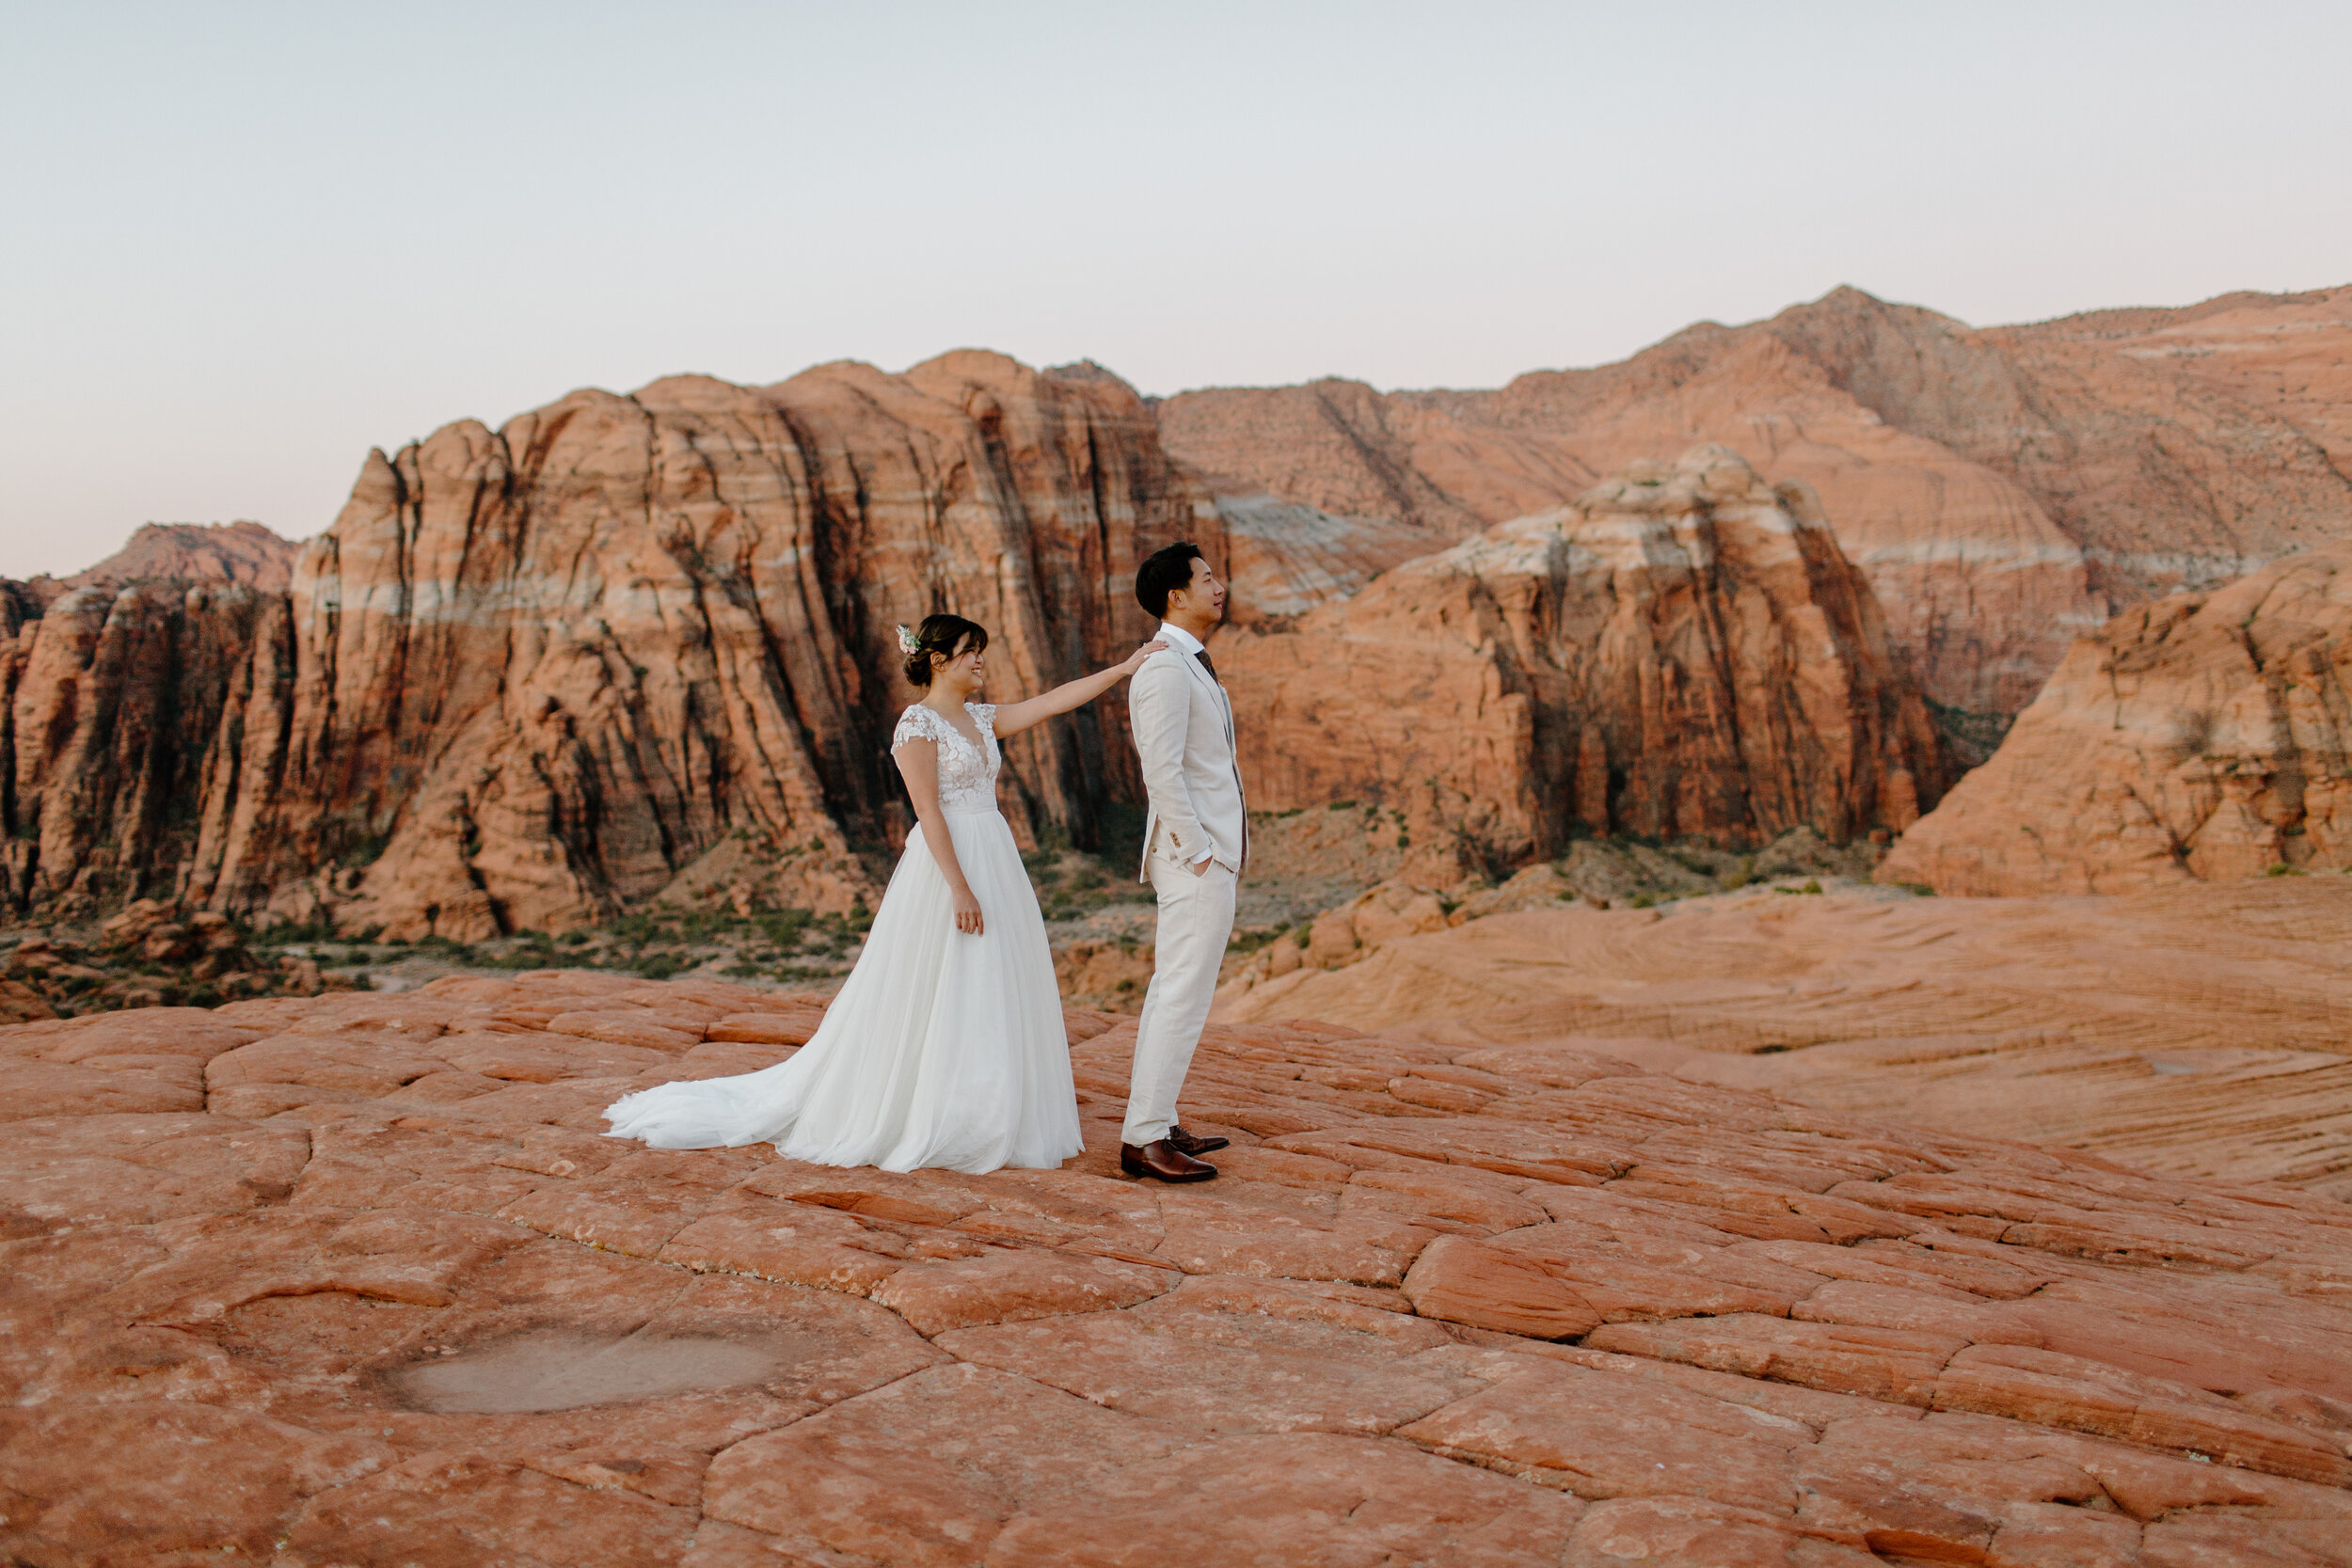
[967,701,998,735]
[891,705,943,751]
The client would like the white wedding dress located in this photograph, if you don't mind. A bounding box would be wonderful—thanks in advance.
[602,701,1082,1174]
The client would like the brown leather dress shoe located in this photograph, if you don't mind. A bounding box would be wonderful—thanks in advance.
[1120,1139,1217,1182]
[1168,1124,1230,1156]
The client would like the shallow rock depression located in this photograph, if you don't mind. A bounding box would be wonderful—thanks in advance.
[4,973,2350,1564]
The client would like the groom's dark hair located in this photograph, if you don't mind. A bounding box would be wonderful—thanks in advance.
[1135,543,1205,620]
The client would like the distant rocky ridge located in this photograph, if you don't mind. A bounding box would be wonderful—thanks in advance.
[65,520,302,592]
[1880,549,2352,895]
[1,355,1212,936]
[1225,446,1945,876]
[1161,284,2352,731]
[0,523,301,623]
[8,283,2345,934]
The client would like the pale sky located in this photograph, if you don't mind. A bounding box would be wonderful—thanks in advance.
[4,1,2347,577]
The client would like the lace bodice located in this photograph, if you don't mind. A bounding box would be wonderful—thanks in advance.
[892,702,1001,813]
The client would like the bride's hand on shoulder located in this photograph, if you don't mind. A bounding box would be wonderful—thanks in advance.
[953,886,985,936]
[1121,639,1169,674]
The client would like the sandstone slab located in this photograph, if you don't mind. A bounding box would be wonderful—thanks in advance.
[5,974,2350,1561]
[1217,876,2352,1196]
[1402,1233,1602,1338]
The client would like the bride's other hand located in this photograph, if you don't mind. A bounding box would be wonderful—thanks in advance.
[953,887,985,936]
[1121,639,1168,673]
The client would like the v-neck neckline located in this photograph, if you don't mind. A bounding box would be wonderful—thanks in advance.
[922,699,986,752]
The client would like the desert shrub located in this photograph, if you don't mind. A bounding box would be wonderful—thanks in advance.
[757,909,814,948]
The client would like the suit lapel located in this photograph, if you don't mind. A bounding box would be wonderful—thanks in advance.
[1162,641,1246,873]
[1177,647,1218,700]
[1178,649,1234,749]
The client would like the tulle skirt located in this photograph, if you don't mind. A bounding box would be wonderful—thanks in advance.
[602,808,1081,1174]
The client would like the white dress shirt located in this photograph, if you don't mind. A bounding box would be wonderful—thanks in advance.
[1155,621,1219,863]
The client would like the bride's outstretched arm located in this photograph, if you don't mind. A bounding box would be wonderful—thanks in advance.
[895,738,985,936]
[991,640,1168,738]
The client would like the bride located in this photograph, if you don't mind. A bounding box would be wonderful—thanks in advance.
[603,613,1164,1174]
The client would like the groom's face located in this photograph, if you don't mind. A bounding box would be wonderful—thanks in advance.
[1171,556,1225,623]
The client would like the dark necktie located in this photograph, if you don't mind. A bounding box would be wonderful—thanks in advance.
[1195,648,1217,683]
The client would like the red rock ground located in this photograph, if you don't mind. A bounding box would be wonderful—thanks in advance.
[1218,877,2352,1201]
[6,974,2350,1565]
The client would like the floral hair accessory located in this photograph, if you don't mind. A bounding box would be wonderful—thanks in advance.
[896,625,920,655]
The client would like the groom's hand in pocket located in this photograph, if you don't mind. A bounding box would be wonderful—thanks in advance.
[953,887,985,935]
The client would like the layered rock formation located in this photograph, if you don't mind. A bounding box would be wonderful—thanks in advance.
[1164,284,2352,721]
[7,976,2352,1561]
[8,288,2341,940]
[1217,874,2352,1197]
[1,355,1212,937]
[1881,550,2352,895]
[1222,446,1945,875]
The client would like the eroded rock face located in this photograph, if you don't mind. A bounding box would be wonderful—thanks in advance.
[2,355,1212,937]
[5,974,2350,1562]
[0,582,284,916]
[1882,550,2352,895]
[1223,446,1946,874]
[1163,284,2352,721]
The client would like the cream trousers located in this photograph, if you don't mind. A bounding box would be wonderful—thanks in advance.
[1122,850,1237,1146]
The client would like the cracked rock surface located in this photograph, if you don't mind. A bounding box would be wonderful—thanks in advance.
[5,971,2350,1564]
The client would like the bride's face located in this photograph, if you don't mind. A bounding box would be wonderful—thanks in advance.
[936,638,985,689]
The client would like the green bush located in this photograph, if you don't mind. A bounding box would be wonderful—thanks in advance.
[756,909,814,948]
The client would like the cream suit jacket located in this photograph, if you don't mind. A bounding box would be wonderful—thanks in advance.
[1129,646,1248,879]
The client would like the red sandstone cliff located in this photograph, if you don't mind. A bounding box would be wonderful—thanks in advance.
[12,285,2335,935]
[1879,550,2352,895]
[1164,284,2352,726]
[1,583,282,916]
[1223,446,1944,877]
[2,355,1214,937]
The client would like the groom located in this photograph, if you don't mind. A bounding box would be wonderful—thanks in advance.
[1120,542,1245,1182]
